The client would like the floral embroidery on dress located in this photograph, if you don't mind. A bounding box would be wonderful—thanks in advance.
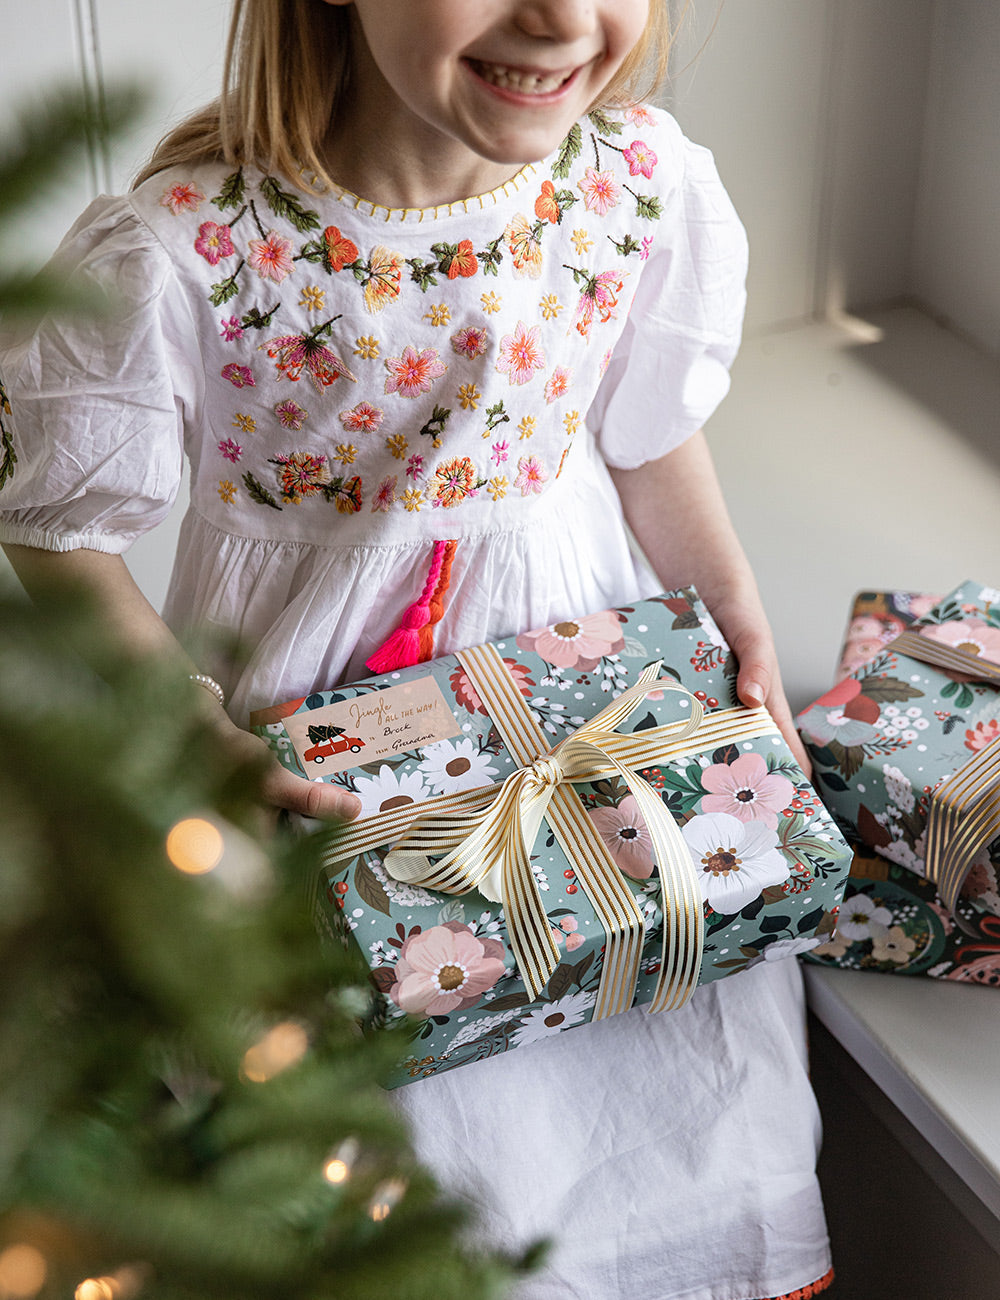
[496,321,545,386]
[265,322,357,391]
[340,401,384,433]
[161,181,205,214]
[275,399,308,430]
[0,376,16,490]
[195,221,235,265]
[383,345,447,398]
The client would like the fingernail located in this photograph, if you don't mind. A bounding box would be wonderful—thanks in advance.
[343,794,362,820]
[744,682,764,706]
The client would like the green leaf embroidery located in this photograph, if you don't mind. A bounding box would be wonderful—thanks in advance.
[0,381,16,490]
[419,405,452,445]
[242,471,282,510]
[587,108,623,137]
[209,273,242,307]
[551,123,582,179]
[241,305,278,330]
[259,176,321,233]
[630,191,663,221]
[406,257,439,291]
[212,169,245,211]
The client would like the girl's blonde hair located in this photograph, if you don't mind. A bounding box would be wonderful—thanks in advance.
[135,1,680,192]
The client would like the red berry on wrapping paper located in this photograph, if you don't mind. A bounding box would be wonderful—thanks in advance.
[707,698,718,708]
[694,691,707,701]
[334,880,349,895]
[564,869,575,879]
[336,898,345,909]
[566,883,578,894]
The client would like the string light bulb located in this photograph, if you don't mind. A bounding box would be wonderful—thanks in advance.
[73,1279,116,1300]
[241,1020,309,1083]
[367,1178,407,1222]
[322,1136,360,1185]
[165,818,223,875]
[0,1243,47,1298]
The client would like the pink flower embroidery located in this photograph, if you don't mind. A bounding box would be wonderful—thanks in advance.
[340,401,384,433]
[430,456,479,508]
[388,921,507,1016]
[516,608,624,668]
[544,366,571,404]
[513,454,547,496]
[247,229,295,283]
[622,139,658,179]
[266,331,357,392]
[219,315,243,341]
[920,617,1000,667]
[221,363,255,389]
[274,399,308,430]
[270,451,332,503]
[577,167,620,216]
[217,437,242,462]
[572,270,625,339]
[371,475,397,512]
[491,439,510,466]
[449,659,534,713]
[451,325,489,359]
[966,719,1000,753]
[589,796,655,880]
[700,752,795,830]
[496,321,545,386]
[640,236,653,261]
[332,476,363,513]
[161,182,205,214]
[384,345,447,399]
[625,103,656,127]
[194,221,235,266]
[406,453,425,479]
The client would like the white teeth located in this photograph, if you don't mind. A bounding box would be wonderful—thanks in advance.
[476,62,570,94]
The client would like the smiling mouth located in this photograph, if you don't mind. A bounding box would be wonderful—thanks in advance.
[469,60,576,95]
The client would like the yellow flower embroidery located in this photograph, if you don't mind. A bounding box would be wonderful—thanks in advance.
[487,475,508,501]
[425,303,451,326]
[387,433,409,459]
[354,335,380,359]
[218,479,236,504]
[563,410,580,436]
[570,228,593,255]
[457,383,481,411]
[335,443,358,465]
[233,413,256,434]
[518,415,536,440]
[480,291,502,315]
[540,294,562,320]
[402,486,424,513]
[299,284,325,312]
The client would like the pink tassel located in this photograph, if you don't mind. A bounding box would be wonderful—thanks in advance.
[365,541,455,673]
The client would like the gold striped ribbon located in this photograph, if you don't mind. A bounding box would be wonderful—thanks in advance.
[888,630,1000,925]
[325,645,782,1016]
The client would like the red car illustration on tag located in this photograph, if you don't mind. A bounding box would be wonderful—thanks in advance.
[303,724,365,764]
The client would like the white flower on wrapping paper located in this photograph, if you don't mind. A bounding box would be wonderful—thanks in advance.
[368,856,439,908]
[760,935,824,962]
[876,837,926,876]
[417,737,499,794]
[979,587,1000,606]
[442,1010,524,1054]
[353,765,430,817]
[835,893,892,942]
[881,763,915,814]
[681,811,788,914]
[870,924,917,964]
[510,990,596,1047]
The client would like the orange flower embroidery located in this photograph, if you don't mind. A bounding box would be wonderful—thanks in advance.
[534,180,560,225]
[323,225,360,272]
[447,239,479,279]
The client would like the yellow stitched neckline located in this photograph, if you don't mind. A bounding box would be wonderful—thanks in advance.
[321,162,540,225]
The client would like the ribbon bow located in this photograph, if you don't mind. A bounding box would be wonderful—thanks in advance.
[385,657,707,1012]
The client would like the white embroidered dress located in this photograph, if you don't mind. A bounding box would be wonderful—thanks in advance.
[0,107,831,1299]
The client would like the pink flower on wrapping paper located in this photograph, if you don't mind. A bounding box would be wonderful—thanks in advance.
[544,366,571,404]
[622,139,658,179]
[340,400,384,433]
[550,917,585,952]
[578,166,620,216]
[160,181,205,214]
[516,607,625,670]
[966,718,1000,753]
[247,229,295,283]
[221,363,255,389]
[219,315,244,342]
[270,451,331,503]
[194,221,235,265]
[275,399,308,430]
[406,453,425,479]
[371,475,397,512]
[449,659,535,713]
[491,439,510,466]
[217,437,242,463]
[946,954,1000,985]
[266,331,357,392]
[451,325,489,359]
[700,752,795,830]
[513,454,547,496]
[588,795,655,880]
[496,321,545,386]
[389,921,507,1016]
[384,345,447,398]
[920,617,1000,667]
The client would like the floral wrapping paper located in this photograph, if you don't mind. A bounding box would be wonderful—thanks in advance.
[799,582,1000,986]
[252,588,852,1086]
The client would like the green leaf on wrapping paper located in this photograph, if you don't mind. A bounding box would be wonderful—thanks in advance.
[711,744,740,766]
[859,675,924,703]
[759,885,787,906]
[942,715,963,735]
[621,637,649,658]
[808,744,838,768]
[486,991,532,1012]
[797,905,826,934]
[543,962,577,1002]
[827,739,866,780]
[670,608,700,631]
[955,684,975,709]
[354,859,392,916]
[714,957,753,969]
[437,899,466,925]
[759,913,792,933]
[632,712,657,732]
[370,966,396,994]
[817,770,849,793]
[571,950,595,986]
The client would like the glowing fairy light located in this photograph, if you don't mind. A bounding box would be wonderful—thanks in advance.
[241,1020,309,1082]
[322,1136,360,1185]
[165,818,224,875]
[367,1178,407,1222]
[0,1244,47,1298]
[73,1279,116,1300]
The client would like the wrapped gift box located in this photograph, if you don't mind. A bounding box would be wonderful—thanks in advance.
[797,580,1000,948]
[253,587,852,1086]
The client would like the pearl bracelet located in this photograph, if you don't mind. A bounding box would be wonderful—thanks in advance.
[189,673,226,708]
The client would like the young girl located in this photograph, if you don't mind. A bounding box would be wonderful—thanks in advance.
[1,2,834,1295]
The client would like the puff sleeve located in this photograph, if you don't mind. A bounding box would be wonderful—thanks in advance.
[0,195,201,553]
[589,123,748,469]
